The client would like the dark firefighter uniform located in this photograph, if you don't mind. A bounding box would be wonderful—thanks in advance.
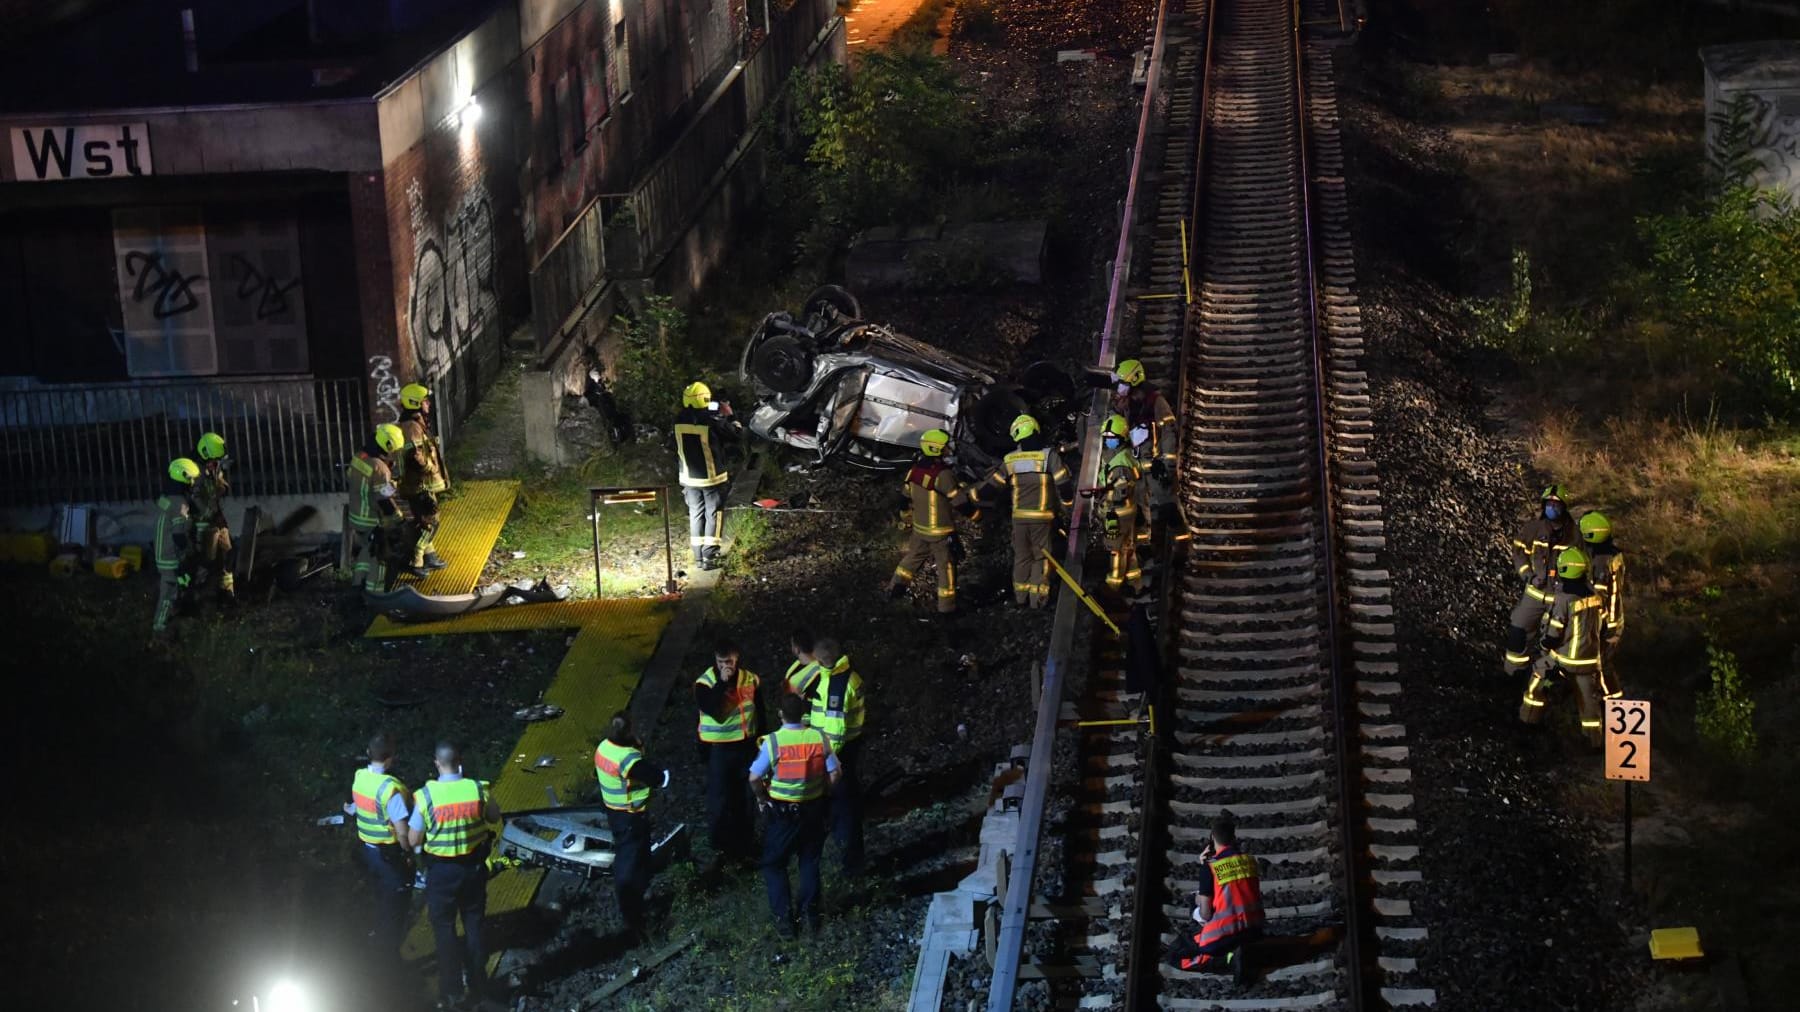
[674,382,739,570]
[750,716,839,935]
[695,658,761,860]
[809,651,867,873]
[1581,511,1626,700]
[192,433,236,598]
[1111,359,1179,525]
[1100,416,1148,591]
[1520,550,1605,745]
[410,772,497,1004]
[975,415,1073,608]
[350,761,412,956]
[595,726,670,939]
[1504,486,1576,674]
[346,424,405,591]
[153,459,199,635]
[396,383,448,571]
[887,429,964,613]
[1167,845,1266,973]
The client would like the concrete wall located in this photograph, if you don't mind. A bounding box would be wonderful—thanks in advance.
[1702,41,1800,202]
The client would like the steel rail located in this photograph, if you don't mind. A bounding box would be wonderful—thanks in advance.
[985,0,1175,1005]
[1291,0,1373,1006]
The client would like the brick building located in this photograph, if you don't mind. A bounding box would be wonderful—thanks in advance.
[0,0,845,508]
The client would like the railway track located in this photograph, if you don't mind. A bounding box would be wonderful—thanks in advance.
[1043,1,1438,1009]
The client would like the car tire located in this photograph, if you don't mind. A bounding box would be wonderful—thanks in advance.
[1019,361,1076,409]
[802,285,862,327]
[752,334,813,393]
[969,389,1030,456]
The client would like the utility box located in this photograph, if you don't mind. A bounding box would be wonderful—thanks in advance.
[1699,42,1800,202]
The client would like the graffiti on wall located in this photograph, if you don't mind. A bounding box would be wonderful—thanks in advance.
[368,354,402,422]
[124,251,206,318]
[407,178,497,381]
[227,253,302,321]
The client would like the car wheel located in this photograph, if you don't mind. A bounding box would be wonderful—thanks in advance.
[752,335,813,393]
[969,389,1030,456]
[802,285,862,327]
[1019,360,1076,407]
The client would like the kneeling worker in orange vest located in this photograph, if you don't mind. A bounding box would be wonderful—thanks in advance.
[1166,813,1265,983]
[749,693,840,938]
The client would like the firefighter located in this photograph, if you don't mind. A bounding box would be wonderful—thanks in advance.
[674,381,741,571]
[1580,511,1626,700]
[406,741,500,1008]
[595,711,671,943]
[346,731,413,958]
[1166,813,1264,982]
[153,458,200,636]
[973,413,1073,609]
[395,383,448,574]
[749,693,840,938]
[346,424,407,591]
[695,640,761,863]
[1519,548,1605,746]
[191,432,236,600]
[886,428,967,614]
[1099,414,1147,592]
[1110,358,1179,525]
[1503,484,1576,675]
[783,628,824,701]
[807,637,866,874]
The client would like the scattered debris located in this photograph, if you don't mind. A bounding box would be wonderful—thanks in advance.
[513,704,564,722]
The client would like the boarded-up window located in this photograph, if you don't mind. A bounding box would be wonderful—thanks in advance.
[208,217,309,374]
[611,14,631,101]
[113,207,216,377]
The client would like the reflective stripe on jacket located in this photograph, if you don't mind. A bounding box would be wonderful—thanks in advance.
[352,768,407,845]
[696,666,759,743]
[904,460,962,537]
[982,448,1070,521]
[785,659,823,700]
[418,779,488,857]
[760,726,831,802]
[1510,514,1574,596]
[1547,589,1603,670]
[675,407,731,487]
[594,739,650,812]
[1102,450,1143,520]
[1121,387,1178,465]
[808,656,865,750]
[397,412,446,494]
[1196,847,1265,948]
[154,494,192,570]
[347,453,397,528]
[193,465,229,527]
[1588,545,1626,636]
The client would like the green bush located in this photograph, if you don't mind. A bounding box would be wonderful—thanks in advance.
[952,0,1004,45]
[611,295,693,432]
[1696,637,1757,765]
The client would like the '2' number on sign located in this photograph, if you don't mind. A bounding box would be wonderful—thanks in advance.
[1604,699,1651,782]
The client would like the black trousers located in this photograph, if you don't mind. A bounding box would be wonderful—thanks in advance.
[761,799,826,924]
[682,484,725,563]
[704,740,758,858]
[359,842,412,958]
[607,808,654,933]
[831,738,866,873]
[423,855,487,999]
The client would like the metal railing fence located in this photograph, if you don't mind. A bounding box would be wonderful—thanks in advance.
[0,376,368,507]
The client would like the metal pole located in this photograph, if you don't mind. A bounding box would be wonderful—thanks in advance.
[1624,782,1633,893]
[661,486,675,594]
[591,490,603,599]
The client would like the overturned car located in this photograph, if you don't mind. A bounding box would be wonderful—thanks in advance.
[738,286,1077,472]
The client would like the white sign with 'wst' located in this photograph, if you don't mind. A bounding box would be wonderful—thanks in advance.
[10,123,153,181]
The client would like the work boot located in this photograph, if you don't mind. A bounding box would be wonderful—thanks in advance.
[422,552,448,571]
[1229,947,1249,985]
[805,913,822,936]
[774,918,797,940]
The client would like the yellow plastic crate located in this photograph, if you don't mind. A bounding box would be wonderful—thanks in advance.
[1650,926,1703,961]
[0,531,53,564]
[119,545,145,571]
[93,556,131,580]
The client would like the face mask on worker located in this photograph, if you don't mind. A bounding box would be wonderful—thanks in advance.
[1115,382,1131,396]
[1544,502,1563,521]
[1103,435,1123,450]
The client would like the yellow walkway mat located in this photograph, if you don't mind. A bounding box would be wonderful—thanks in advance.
[386,594,675,968]
[406,479,519,596]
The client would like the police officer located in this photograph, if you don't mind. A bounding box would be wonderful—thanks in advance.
[347,424,407,591]
[694,640,761,863]
[886,428,967,614]
[594,711,670,942]
[346,731,413,958]
[1579,511,1626,700]
[783,628,824,702]
[396,383,449,574]
[192,432,236,600]
[1166,814,1264,982]
[974,414,1073,609]
[808,637,866,874]
[1519,548,1605,746]
[1110,359,1179,525]
[406,741,500,1008]
[1099,414,1147,592]
[749,693,840,938]
[674,381,742,571]
[1504,484,1576,675]
[153,458,200,636]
